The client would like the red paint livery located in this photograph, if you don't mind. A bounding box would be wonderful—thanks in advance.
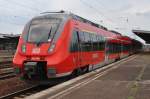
[13,12,142,81]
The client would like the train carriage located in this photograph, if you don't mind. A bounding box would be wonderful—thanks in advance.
[13,11,140,81]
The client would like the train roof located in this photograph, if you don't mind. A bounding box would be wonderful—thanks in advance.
[38,11,108,31]
[109,30,122,35]
[36,11,133,42]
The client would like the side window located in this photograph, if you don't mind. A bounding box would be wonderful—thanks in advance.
[70,30,79,52]
[92,34,97,51]
[96,35,99,51]
[84,32,89,42]
[97,34,105,51]
[84,32,92,51]
[79,32,85,43]
[109,43,113,54]
[87,33,91,43]
[90,34,94,50]
[89,33,93,43]
[98,35,102,50]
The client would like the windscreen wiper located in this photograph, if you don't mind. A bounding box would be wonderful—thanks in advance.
[48,26,52,42]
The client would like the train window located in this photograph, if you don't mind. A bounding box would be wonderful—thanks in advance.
[93,34,97,42]
[89,33,93,43]
[101,36,105,42]
[83,32,92,51]
[108,43,113,54]
[99,35,102,50]
[92,34,98,51]
[89,33,93,51]
[116,44,118,53]
[28,18,61,43]
[95,34,100,51]
[79,32,85,42]
[97,35,105,51]
[22,21,31,41]
[84,32,90,42]
[111,43,114,53]
[70,30,79,52]
[109,43,121,53]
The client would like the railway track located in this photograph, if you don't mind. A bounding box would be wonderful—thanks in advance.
[0,55,137,99]
[0,72,15,80]
[0,68,103,99]
[0,54,13,69]
[0,68,15,80]
[0,75,76,99]
[0,59,15,80]
[0,61,12,69]
[0,82,62,99]
[0,85,41,99]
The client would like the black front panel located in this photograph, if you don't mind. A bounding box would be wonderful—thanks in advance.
[24,61,47,80]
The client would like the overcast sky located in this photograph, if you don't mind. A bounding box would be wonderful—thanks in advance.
[0,0,150,42]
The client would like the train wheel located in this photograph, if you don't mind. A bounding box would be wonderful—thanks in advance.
[81,65,89,73]
[71,65,89,78]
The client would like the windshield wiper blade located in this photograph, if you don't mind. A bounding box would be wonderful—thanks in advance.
[48,26,52,41]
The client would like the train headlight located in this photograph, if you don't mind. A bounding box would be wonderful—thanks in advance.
[48,43,55,53]
[21,44,26,53]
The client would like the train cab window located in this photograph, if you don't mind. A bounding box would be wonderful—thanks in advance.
[22,21,31,41]
[27,18,61,43]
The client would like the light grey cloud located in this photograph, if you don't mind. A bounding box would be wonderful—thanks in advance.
[0,0,149,43]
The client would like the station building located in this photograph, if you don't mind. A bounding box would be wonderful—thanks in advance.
[0,33,20,51]
[133,30,150,52]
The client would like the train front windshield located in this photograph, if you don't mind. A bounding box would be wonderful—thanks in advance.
[28,18,61,43]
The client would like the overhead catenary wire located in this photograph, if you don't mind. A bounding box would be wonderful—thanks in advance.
[80,0,128,31]
[0,0,42,13]
[0,6,33,26]
[94,0,114,13]
[79,0,114,24]
[0,3,38,17]
[94,0,136,33]
[0,15,28,26]
[0,0,41,26]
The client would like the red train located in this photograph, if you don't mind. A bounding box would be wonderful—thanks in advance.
[13,11,142,81]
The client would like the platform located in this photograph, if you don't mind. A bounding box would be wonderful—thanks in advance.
[26,53,150,99]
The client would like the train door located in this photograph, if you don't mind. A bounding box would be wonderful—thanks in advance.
[120,41,123,58]
[77,31,84,67]
[105,39,109,62]
[119,42,122,58]
[72,30,82,68]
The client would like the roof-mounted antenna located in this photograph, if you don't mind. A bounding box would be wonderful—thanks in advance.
[40,10,65,14]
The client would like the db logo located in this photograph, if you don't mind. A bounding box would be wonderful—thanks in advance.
[32,48,40,54]
[92,53,99,59]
